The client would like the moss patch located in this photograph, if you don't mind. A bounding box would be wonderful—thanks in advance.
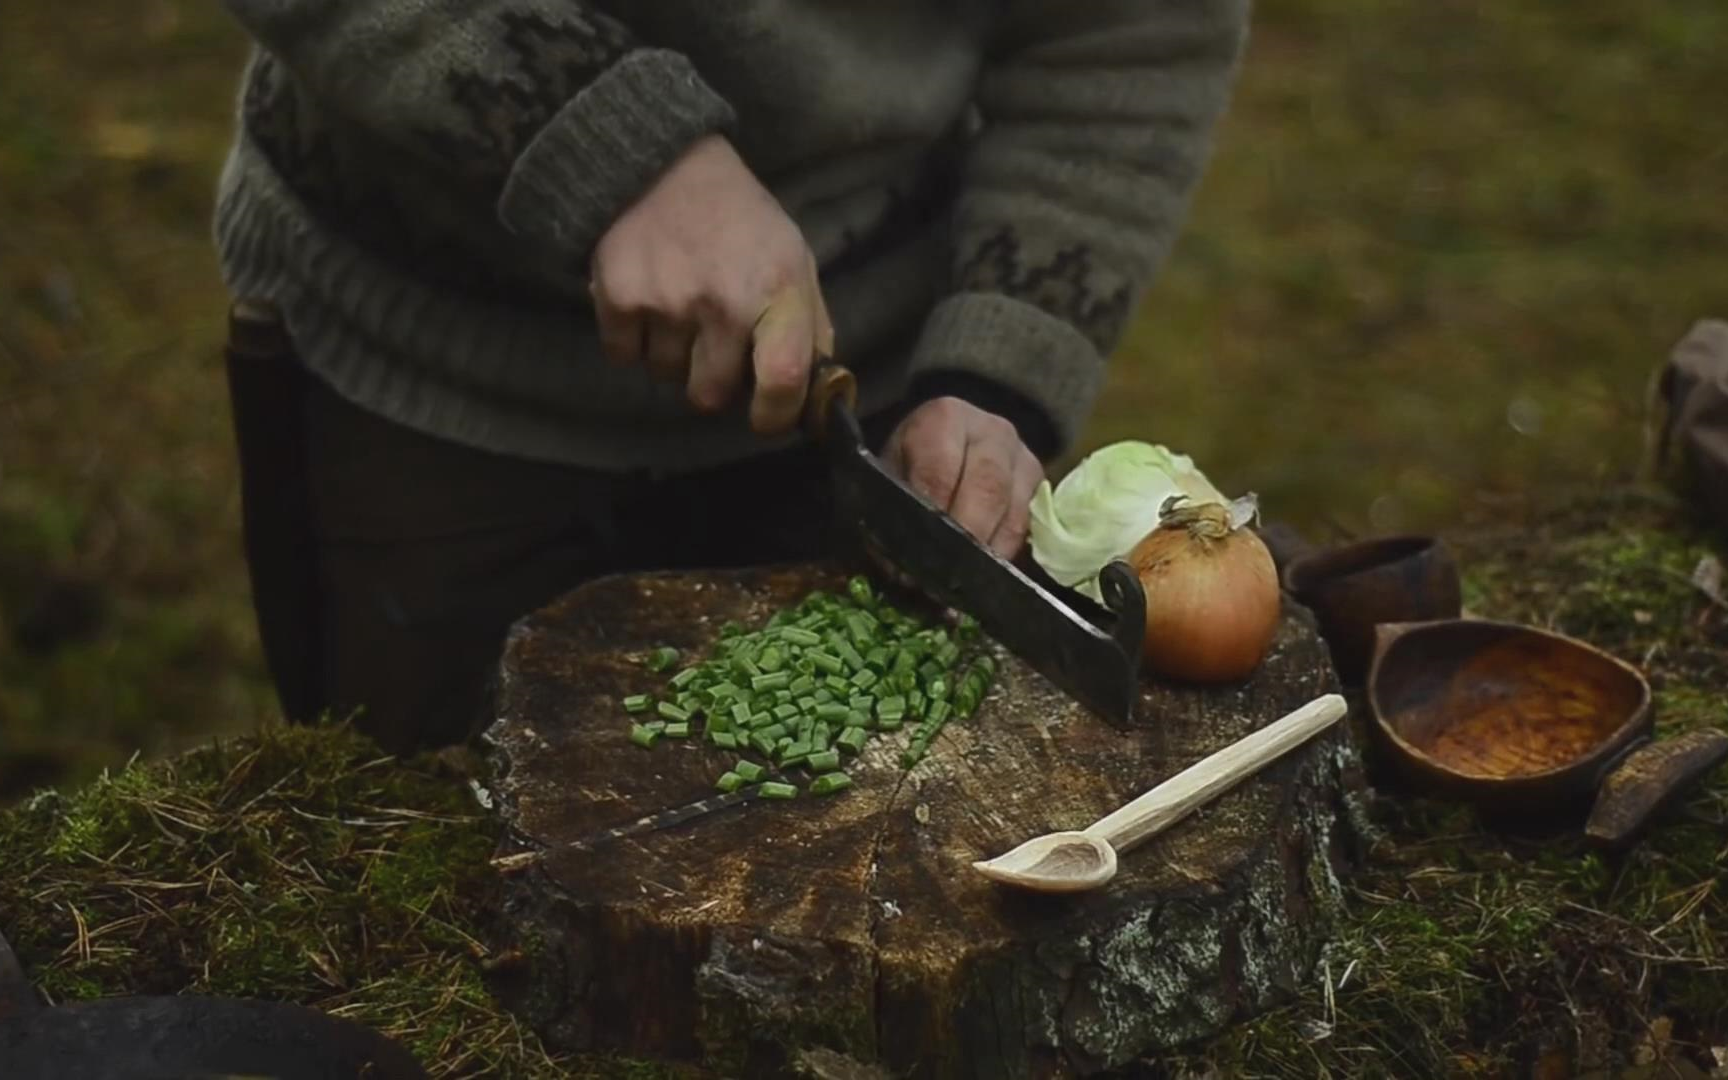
[4,488,1724,1078]
[1168,485,1728,1078]
[0,720,699,1079]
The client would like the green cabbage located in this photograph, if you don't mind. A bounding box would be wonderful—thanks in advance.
[1028,442,1227,601]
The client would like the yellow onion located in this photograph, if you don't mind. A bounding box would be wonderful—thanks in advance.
[1126,495,1280,683]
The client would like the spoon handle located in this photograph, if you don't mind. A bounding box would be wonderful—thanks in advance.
[1083,694,1348,853]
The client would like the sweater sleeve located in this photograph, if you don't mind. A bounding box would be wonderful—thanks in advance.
[901,0,1251,459]
[222,0,736,262]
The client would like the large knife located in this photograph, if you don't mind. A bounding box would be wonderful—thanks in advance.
[803,364,1146,729]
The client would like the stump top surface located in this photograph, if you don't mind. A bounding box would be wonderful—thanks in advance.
[488,562,1340,963]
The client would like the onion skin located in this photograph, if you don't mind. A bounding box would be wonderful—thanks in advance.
[1126,502,1281,683]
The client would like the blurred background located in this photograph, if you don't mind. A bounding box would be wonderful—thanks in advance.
[1,1,1723,797]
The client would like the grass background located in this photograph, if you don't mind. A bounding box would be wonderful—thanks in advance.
[1,1,1724,790]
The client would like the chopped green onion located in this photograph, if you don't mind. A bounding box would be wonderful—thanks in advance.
[781,627,823,648]
[772,703,799,721]
[809,651,844,676]
[813,689,835,705]
[759,781,799,800]
[657,701,691,722]
[851,669,880,691]
[836,641,868,672]
[847,575,875,608]
[665,721,691,738]
[758,646,786,673]
[717,771,745,793]
[645,647,680,672]
[807,749,842,773]
[877,695,907,722]
[865,647,891,672]
[756,723,789,744]
[670,667,701,690]
[731,703,753,727]
[752,671,791,692]
[927,677,948,700]
[711,731,740,750]
[824,675,852,696]
[790,674,817,695]
[735,760,767,783]
[780,740,812,764]
[816,703,850,723]
[811,772,853,796]
[630,725,661,749]
[750,733,778,757]
[837,727,869,755]
[623,694,652,714]
[878,718,903,733]
[927,700,952,728]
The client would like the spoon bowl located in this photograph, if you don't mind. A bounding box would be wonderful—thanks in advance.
[972,831,1117,893]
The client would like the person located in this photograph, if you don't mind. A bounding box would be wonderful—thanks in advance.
[212,0,1251,755]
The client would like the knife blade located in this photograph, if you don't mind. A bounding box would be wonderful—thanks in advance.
[804,364,1147,728]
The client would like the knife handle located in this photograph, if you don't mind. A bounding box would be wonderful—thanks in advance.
[803,360,858,443]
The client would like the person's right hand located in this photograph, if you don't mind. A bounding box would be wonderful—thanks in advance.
[589,134,834,435]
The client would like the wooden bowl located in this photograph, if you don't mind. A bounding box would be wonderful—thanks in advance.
[1366,619,1728,847]
[1282,536,1462,684]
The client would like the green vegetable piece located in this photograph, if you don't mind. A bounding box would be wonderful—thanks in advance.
[813,689,835,705]
[811,772,853,796]
[900,740,928,769]
[797,695,818,711]
[645,647,680,672]
[824,675,852,695]
[665,721,691,738]
[717,771,745,793]
[750,733,778,758]
[720,621,744,638]
[781,627,823,648]
[836,641,868,672]
[812,726,831,752]
[656,701,691,723]
[851,669,880,691]
[837,727,869,755]
[629,724,661,749]
[772,703,799,722]
[877,695,907,722]
[936,640,961,667]
[734,760,767,783]
[669,666,701,690]
[927,700,952,728]
[815,703,850,723]
[752,671,791,692]
[928,677,949,700]
[865,647,891,672]
[780,740,813,763]
[790,674,817,695]
[849,694,875,714]
[756,723,788,744]
[623,694,652,714]
[809,651,844,676]
[877,718,904,733]
[731,703,753,727]
[908,690,926,716]
[759,781,799,800]
[711,731,740,750]
[733,655,762,680]
[808,749,842,774]
[847,575,875,608]
[758,646,786,674]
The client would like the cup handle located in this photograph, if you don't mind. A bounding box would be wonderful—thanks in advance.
[1583,727,1728,851]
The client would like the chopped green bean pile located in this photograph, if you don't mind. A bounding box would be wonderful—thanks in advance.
[624,576,997,798]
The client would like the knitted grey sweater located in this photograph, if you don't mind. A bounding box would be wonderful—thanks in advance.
[213,0,1249,472]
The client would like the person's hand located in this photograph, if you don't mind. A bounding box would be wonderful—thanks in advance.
[589,135,833,435]
[884,398,1044,559]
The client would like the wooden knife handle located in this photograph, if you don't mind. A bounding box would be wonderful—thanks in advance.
[804,360,857,443]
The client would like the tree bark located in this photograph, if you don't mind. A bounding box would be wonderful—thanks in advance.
[482,563,1366,1079]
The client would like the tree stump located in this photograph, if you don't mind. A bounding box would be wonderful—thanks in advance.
[482,563,1365,1080]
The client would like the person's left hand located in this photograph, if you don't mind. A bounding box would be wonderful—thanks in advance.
[884,397,1043,559]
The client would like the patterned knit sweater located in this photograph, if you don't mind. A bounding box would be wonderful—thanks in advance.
[213,0,1249,471]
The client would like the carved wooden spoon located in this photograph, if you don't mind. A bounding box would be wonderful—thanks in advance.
[973,694,1348,893]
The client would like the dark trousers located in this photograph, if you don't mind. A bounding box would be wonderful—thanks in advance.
[223,302,886,755]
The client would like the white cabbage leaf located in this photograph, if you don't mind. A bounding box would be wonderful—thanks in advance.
[1028,442,1227,601]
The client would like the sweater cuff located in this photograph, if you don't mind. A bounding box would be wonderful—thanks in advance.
[904,292,1106,460]
[497,49,736,261]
